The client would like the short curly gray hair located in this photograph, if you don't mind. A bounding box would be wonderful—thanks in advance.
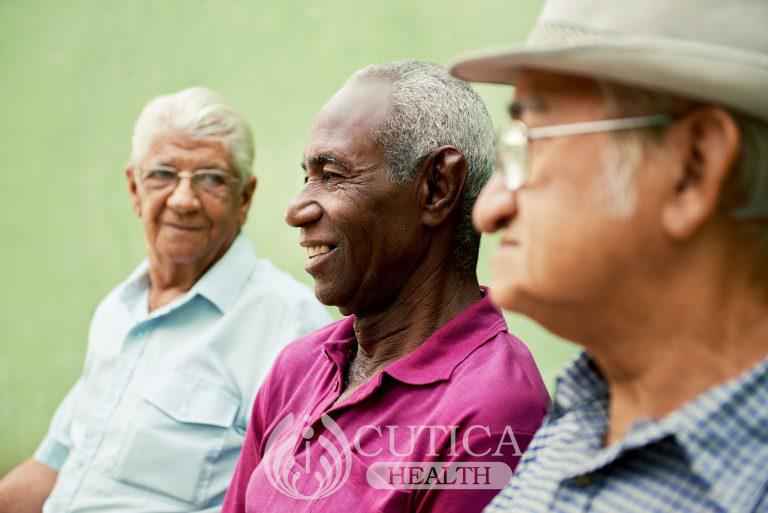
[347,61,495,272]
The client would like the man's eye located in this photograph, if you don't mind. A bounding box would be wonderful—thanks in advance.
[198,172,227,186]
[147,169,177,181]
[322,171,342,181]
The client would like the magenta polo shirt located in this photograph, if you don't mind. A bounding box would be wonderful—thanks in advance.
[222,290,549,513]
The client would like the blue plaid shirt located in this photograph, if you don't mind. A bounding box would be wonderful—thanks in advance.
[485,351,768,513]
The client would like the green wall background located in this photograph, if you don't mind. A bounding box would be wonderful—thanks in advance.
[0,0,577,474]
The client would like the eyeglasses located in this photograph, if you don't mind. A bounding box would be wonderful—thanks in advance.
[138,167,240,198]
[495,114,674,191]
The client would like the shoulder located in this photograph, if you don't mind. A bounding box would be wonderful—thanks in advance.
[89,268,143,324]
[254,318,348,406]
[270,318,348,369]
[448,331,550,433]
[243,257,325,313]
[231,256,331,333]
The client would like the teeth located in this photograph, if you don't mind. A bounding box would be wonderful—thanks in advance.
[306,245,331,258]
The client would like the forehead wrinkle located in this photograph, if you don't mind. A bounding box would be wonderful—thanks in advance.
[145,138,232,166]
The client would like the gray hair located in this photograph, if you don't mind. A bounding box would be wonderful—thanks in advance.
[599,82,768,249]
[130,87,254,183]
[347,61,495,272]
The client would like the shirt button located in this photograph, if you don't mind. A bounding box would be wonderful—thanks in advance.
[332,381,339,392]
[574,473,595,487]
[179,406,190,417]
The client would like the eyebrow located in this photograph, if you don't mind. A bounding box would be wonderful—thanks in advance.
[301,154,350,172]
[151,159,228,170]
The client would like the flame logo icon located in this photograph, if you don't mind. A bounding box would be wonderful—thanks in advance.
[262,413,352,500]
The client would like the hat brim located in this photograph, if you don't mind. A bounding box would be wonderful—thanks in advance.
[449,37,768,120]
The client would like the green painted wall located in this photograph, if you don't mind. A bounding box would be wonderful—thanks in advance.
[0,0,577,474]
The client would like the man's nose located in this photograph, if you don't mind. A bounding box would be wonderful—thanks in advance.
[473,172,519,233]
[285,188,322,227]
[166,176,202,213]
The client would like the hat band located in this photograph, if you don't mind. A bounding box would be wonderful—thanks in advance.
[526,23,620,48]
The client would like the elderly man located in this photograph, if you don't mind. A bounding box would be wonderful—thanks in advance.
[448,1,768,512]
[221,61,549,513]
[0,87,330,513]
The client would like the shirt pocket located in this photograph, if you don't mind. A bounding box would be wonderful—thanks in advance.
[114,373,239,505]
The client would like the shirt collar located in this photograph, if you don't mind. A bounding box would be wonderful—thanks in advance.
[667,354,768,513]
[118,232,258,316]
[321,288,508,386]
[550,351,608,418]
[189,232,258,313]
[383,288,507,385]
[553,350,768,513]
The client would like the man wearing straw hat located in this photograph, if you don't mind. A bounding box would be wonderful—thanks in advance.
[449,0,768,511]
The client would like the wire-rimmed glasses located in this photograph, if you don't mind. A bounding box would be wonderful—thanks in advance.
[495,114,674,191]
[138,167,241,198]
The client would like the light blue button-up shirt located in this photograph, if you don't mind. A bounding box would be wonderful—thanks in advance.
[34,233,332,512]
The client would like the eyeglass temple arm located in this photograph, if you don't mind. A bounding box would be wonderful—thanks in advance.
[526,114,674,140]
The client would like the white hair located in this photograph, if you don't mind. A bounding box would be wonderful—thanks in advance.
[346,61,495,271]
[592,136,644,219]
[129,87,254,183]
[597,82,768,249]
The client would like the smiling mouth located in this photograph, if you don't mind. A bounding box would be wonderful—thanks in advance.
[166,223,206,231]
[306,245,338,258]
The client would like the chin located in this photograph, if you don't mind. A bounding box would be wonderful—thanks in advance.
[157,244,208,264]
[312,281,357,316]
[487,276,529,313]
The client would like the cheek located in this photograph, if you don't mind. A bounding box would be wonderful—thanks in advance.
[202,197,239,229]
[140,195,165,228]
[489,187,613,308]
[336,187,422,294]
[530,203,634,299]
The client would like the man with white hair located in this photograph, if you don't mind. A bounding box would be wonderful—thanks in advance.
[0,87,331,512]
[449,1,768,512]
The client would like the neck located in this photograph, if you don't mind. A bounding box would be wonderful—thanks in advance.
[146,260,204,312]
[586,246,768,445]
[145,237,234,312]
[351,263,481,378]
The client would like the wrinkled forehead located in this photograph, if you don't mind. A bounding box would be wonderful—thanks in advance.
[143,132,232,168]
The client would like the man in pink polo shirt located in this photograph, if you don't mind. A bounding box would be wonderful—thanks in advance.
[222,61,549,513]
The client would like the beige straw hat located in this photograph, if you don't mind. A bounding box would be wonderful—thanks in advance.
[450,0,768,120]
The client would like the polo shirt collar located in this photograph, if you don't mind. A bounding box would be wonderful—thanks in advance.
[383,289,507,385]
[118,231,258,316]
[322,288,507,387]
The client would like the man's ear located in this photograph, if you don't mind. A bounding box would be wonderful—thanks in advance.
[237,174,258,226]
[419,146,468,228]
[661,107,740,240]
[125,165,142,217]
